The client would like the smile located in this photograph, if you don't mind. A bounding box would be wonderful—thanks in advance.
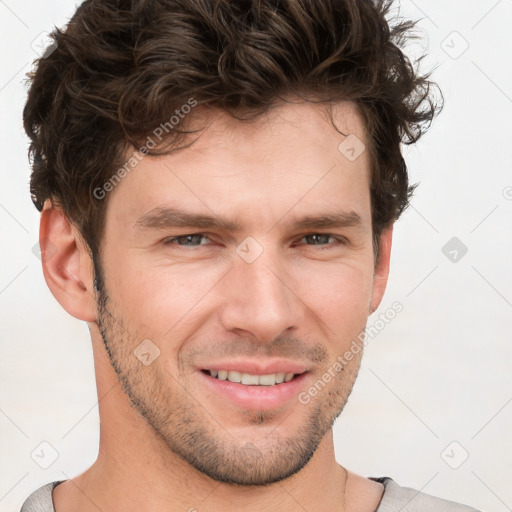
[205,370,299,386]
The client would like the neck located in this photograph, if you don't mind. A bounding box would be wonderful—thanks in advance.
[87,428,346,512]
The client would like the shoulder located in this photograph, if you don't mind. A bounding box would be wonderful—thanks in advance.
[372,477,482,512]
[19,481,63,512]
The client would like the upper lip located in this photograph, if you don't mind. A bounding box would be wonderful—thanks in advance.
[199,359,309,375]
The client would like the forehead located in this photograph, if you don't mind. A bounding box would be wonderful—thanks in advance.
[105,100,372,230]
[181,100,368,168]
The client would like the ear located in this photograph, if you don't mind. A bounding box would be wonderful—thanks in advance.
[369,224,393,314]
[39,200,97,322]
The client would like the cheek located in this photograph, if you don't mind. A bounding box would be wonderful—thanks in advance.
[294,263,373,335]
[298,262,374,306]
[106,254,225,335]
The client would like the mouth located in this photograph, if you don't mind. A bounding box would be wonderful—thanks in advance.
[198,365,310,411]
[202,369,303,386]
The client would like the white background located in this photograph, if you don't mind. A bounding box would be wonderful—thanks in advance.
[1,1,511,511]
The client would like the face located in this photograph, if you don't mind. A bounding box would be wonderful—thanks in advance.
[94,101,386,485]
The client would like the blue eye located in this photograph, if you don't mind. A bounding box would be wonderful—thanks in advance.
[298,234,346,248]
[162,233,346,250]
[163,234,210,246]
[301,234,337,245]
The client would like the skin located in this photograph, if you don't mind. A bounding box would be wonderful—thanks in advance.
[41,100,392,512]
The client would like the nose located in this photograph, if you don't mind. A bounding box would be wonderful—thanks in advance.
[218,247,303,344]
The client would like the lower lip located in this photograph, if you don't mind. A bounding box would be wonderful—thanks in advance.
[198,371,309,411]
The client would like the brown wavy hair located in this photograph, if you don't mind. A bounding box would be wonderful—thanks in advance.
[24,0,441,262]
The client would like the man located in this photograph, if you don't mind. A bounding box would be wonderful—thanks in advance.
[20,0,480,510]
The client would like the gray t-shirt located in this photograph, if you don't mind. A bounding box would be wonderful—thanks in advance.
[20,477,482,511]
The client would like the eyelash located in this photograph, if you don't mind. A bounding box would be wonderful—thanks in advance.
[162,233,347,250]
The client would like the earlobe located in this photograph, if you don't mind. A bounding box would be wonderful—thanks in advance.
[39,200,97,322]
[369,225,393,314]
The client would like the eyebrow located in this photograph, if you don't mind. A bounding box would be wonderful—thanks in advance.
[134,207,364,233]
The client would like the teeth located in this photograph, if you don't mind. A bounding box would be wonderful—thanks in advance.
[241,373,259,385]
[227,371,241,383]
[208,370,297,386]
[259,374,277,386]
